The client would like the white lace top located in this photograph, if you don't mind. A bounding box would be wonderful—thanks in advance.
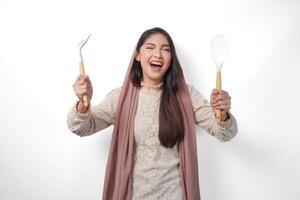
[67,82,238,200]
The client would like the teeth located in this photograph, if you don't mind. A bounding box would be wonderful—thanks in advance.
[150,61,163,66]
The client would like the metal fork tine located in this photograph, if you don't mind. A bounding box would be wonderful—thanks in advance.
[79,33,92,49]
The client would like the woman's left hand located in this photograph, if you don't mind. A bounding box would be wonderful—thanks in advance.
[210,89,231,121]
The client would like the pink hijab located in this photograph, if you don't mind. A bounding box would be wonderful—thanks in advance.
[102,49,201,200]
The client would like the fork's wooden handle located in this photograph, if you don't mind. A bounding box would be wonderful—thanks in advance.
[215,71,222,122]
[79,60,89,107]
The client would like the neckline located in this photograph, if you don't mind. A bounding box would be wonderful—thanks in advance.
[140,81,163,90]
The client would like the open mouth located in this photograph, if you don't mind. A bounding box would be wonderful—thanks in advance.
[150,61,163,68]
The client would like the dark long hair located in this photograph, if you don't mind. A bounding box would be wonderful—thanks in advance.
[130,27,185,148]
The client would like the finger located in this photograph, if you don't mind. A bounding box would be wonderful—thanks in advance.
[76,75,85,83]
[212,93,225,102]
[76,88,90,98]
[76,78,90,87]
[212,96,225,105]
[212,100,222,107]
[74,82,89,90]
[212,89,219,95]
[80,76,87,84]
[219,91,231,100]
[211,93,220,102]
[74,86,86,94]
[211,89,220,98]
[216,94,231,102]
[211,89,219,97]
[211,93,217,100]
[215,104,231,111]
[76,85,91,93]
[83,75,91,82]
[76,75,82,81]
[74,81,85,89]
[211,97,219,105]
[219,90,228,95]
[213,99,231,107]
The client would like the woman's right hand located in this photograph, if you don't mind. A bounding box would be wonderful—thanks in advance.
[72,75,93,113]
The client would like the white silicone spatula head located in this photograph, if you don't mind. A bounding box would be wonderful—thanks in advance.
[210,35,228,71]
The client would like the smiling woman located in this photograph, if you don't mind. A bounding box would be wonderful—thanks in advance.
[131,28,186,149]
[67,27,238,200]
[135,33,172,85]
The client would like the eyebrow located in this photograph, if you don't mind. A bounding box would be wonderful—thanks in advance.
[145,42,170,48]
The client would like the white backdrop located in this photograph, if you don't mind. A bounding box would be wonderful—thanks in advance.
[0,0,299,199]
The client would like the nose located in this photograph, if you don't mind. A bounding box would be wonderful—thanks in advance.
[153,49,162,58]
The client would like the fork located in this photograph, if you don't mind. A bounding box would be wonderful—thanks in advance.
[78,33,91,107]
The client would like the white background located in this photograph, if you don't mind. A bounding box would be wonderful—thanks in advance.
[0,0,299,199]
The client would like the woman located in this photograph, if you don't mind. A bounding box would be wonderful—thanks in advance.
[67,27,238,200]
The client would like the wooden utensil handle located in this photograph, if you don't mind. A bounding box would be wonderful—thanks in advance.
[79,60,89,107]
[215,71,222,121]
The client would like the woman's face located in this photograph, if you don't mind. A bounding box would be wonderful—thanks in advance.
[136,33,172,85]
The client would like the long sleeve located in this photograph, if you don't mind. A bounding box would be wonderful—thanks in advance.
[67,87,122,137]
[188,84,238,142]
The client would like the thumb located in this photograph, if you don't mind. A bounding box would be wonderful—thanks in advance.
[83,75,89,81]
[212,89,219,95]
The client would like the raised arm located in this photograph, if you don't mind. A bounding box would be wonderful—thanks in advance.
[67,75,121,137]
[188,84,238,142]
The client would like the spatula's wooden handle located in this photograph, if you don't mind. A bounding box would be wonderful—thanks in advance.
[79,60,89,107]
[215,71,222,121]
